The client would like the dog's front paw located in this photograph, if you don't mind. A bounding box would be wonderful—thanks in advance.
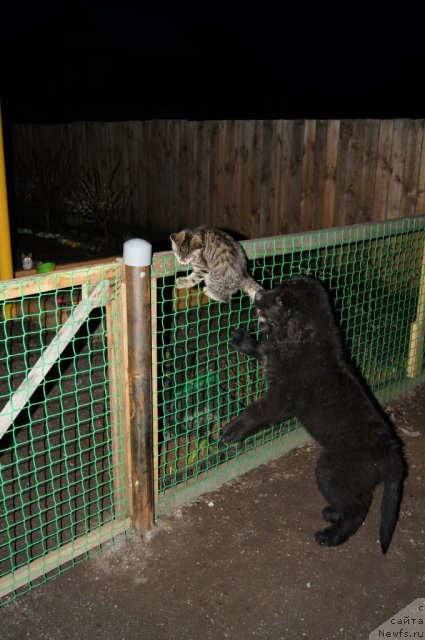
[229,328,250,351]
[220,419,247,444]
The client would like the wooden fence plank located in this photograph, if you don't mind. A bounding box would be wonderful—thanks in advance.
[373,119,395,220]
[232,120,244,235]
[416,128,425,214]
[345,119,366,226]
[387,119,409,219]
[240,120,254,237]
[223,119,236,232]
[269,120,283,236]
[401,119,425,217]
[334,119,355,228]
[214,121,227,230]
[2,262,117,300]
[199,121,211,228]
[300,119,317,232]
[358,119,380,223]
[259,120,273,238]
[207,121,219,228]
[248,120,263,238]
[323,119,340,229]
[310,120,327,230]
[0,518,130,599]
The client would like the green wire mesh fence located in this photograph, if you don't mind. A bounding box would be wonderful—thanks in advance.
[152,215,425,515]
[0,261,127,604]
[1,216,425,605]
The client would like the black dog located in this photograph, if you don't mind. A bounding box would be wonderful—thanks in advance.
[221,275,406,553]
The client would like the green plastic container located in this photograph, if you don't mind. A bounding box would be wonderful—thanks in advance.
[36,261,56,273]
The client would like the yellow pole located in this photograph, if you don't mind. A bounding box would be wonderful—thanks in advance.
[0,104,13,281]
[0,104,17,319]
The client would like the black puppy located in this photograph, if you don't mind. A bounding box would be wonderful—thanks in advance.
[221,275,406,553]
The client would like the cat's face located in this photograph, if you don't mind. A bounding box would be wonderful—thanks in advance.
[21,253,33,269]
[170,230,202,265]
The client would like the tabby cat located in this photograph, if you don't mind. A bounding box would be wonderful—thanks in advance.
[170,226,262,303]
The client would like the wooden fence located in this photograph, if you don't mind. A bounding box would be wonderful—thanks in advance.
[11,119,425,240]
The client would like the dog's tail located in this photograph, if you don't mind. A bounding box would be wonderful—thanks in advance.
[380,449,406,554]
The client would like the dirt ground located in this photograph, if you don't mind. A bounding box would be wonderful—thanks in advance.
[1,384,424,640]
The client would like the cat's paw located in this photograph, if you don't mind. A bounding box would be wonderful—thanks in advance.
[229,328,250,350]
[175,277,189,289]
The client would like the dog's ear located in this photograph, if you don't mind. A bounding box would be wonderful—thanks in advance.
[286,311,316,343]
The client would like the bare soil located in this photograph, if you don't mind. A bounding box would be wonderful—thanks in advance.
[1,385,424,640]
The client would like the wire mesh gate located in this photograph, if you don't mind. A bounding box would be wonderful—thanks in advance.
[0,261,129,603]
[152,215,425,516]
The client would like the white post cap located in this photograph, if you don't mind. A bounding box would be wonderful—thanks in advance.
[123,238,152,267]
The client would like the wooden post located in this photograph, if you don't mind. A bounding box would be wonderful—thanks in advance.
[123,239,154,536]
[407,238,425,379]
[106,265,130,524]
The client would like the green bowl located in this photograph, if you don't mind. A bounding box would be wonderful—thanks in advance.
[36,261,56,273]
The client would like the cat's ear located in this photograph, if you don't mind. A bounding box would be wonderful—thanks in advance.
[170,231,185,246]
[189,235,203,251]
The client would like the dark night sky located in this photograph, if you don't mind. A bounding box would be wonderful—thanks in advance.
[1,2,425,126]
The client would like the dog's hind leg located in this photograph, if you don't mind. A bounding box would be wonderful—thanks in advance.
[315,453,373,547]
[314,496,371,547]
[316,454,343,526]
[321,506,340,523]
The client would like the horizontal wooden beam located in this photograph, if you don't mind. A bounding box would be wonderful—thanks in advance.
[14,256,120,278]
[1,262,119,302]
[0,518,130,599]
